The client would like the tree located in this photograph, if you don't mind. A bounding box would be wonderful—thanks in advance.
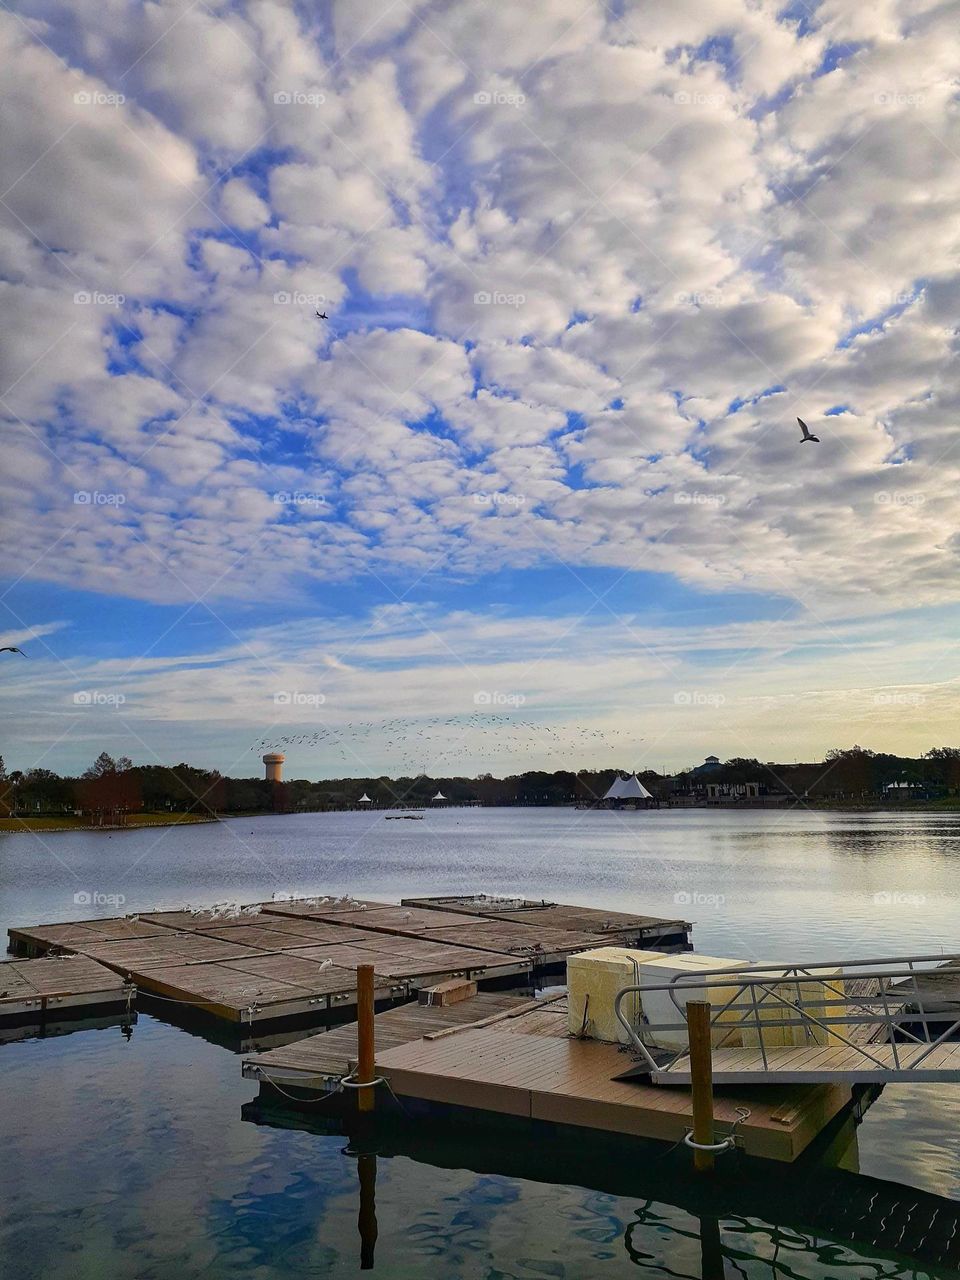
[83,752,117,779]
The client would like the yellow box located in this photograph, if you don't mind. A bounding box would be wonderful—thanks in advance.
[635,954,757,1049]
[566,947,666,1043]
[738,966,843,1048]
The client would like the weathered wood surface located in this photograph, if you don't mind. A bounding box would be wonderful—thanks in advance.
[244,991,531,1083]
[400,895,690,940]
[7,891,688,1025]
[0,954,130,1019]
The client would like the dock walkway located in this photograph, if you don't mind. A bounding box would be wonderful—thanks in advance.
[244,990,532,1087]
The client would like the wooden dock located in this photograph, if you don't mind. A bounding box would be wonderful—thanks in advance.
[244,989,532,1086]
[243,990,854,1162]
[401,894,691,950]
[7,893,690,1027]
[0,954,134,1028]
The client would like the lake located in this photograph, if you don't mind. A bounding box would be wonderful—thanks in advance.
[2,807,960,1277]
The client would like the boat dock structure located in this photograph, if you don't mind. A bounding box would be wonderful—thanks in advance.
[11,892,960,1168]
[6,893,691,1027]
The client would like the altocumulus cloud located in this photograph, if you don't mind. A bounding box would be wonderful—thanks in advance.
[2,0,960,617]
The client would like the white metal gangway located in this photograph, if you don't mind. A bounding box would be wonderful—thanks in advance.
[612,954,960,1084]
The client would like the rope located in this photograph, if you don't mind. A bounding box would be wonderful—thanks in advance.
[251,1065,411,1117]
[250,1066,347,1105]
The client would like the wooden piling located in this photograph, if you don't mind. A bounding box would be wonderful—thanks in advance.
[687,1000,715,1172]
[356,963,376,1112]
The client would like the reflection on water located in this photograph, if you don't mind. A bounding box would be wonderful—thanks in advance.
[3,809,960,1275]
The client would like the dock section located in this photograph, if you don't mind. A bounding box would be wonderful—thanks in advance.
[243,989,853,1162]
[8,893,689,1027]
[401,894,691,950]
[0,954,134,1030]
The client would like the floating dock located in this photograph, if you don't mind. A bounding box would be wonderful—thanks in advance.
[243,989,854,1162]
[7,894,691,1027]
[0,953,134,1032]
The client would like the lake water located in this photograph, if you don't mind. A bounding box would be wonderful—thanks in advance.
[2,807,960,1278]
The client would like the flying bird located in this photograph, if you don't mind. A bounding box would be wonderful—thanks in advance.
[797,417,820,444]
[0,646,26,656]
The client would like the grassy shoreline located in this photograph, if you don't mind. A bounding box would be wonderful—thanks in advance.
[0,812,220,833]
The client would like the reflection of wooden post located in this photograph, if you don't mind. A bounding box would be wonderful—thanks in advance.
[687,1000,715,1172]
[357,964,376,1113]
[358,1151,378,1270]
[699,1215,724,1279]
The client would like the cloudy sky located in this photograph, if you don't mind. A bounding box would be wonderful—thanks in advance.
[2,0,959,778]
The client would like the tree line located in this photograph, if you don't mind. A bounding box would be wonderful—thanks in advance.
[2,745,960,820]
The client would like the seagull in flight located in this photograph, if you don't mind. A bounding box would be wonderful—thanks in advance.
[797,417,820,444]
[0,646,26,656]
[316,310,328,320]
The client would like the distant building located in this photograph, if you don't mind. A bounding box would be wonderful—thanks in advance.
[705,781,760,802]
[691,755,722,775]
[263,753,285,782]
[883,780,925,802]
[602,774,657,808]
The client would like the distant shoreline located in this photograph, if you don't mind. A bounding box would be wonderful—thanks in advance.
[4,798,960,833]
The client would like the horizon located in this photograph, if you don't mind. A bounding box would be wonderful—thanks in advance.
[3,2,959,779]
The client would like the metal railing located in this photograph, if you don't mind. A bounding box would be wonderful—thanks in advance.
[611,954,960,1078]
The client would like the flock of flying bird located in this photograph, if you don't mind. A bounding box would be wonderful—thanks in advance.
[253,713,639,774]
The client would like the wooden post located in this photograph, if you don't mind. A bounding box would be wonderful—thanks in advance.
[687,999,715,1172]
[356,963,376,1113]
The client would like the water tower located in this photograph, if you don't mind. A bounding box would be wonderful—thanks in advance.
[263,753,285,782]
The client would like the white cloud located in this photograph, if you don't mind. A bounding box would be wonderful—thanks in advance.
[3,0,960,674]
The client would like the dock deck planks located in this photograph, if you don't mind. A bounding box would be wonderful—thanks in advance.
[400,895,691,945]
[244,990,531,1085]
[0,954,133,1024]
[372,1014,851,1162]
[244,989,853,1161]
[8,892,690,1026]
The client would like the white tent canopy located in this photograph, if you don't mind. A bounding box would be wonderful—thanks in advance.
[358,793,372,803]
[603,773,653,801]
[432,791,446,801]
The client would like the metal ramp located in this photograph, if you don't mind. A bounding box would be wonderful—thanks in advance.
[611,954,960,1085]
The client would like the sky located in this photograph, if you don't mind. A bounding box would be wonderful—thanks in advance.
[2,0,960,780]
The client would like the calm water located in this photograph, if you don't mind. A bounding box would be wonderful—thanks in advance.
[2,807,960,1278]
